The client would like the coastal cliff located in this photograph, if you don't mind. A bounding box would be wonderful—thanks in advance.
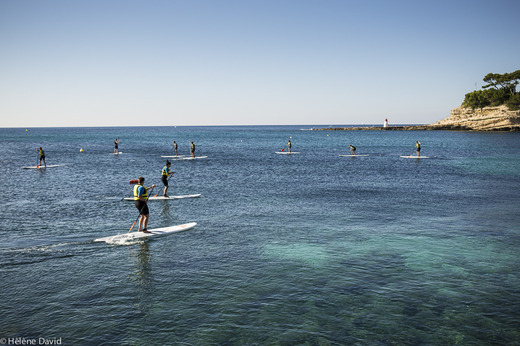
[430,105,520,131]
[315,105,520,132]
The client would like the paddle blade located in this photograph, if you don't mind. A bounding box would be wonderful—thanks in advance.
[129,179,138,184]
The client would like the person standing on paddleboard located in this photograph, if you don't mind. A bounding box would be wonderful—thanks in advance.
[348,145,356,155]
[190,141,195,158]
[37,147,46,167]
[134,177,155,233]
[114,138,120,154]
[288,140,292,153]
[173,141,178,156]
[161,161,173,197]
[416,141,421,157]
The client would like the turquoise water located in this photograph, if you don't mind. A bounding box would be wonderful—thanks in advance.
[1,126,519,345]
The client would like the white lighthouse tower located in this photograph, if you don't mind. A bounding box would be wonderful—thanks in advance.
[384,118,389,128]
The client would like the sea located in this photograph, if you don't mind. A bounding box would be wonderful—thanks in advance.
[1,125,519,345]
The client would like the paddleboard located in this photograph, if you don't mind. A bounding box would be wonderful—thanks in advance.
[171,156,208,160]
[111,152,123,155]
[121,194,201,201]
[161,155,185,158]
[339,154,369,157]
[22,164,65,169]
[94,222,197,243]
[400,156,430,159]
[275,152,300,155]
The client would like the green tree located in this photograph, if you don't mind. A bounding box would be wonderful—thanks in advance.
[482,70,520,95]
[463,90,487,109]
[506,93,520,111]
[463,70,520,110]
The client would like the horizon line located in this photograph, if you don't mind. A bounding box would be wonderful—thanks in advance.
[1,123,425,129]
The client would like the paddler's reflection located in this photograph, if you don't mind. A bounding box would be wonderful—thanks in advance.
[160,201,171,216]
[128,242,154,315]
[129,241,152,286]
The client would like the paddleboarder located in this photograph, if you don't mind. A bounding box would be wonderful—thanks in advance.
[416,141,421,157]
[348,145,356,155]
[37,147,46,167]
[133,177,156,233]
[161,161,173,197]
[173,140,178,156]
[190,141,195,158]
[114,138,120,154]
[288,140,292,153]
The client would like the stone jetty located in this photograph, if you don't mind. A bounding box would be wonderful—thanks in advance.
[315,105,520,131]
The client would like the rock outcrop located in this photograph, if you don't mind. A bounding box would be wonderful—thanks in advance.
[431,105,520,131]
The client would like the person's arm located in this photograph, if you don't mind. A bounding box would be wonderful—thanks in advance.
[142,184,156,201]
[138,186,145,202]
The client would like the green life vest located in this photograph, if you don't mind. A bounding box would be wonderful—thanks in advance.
[162,166,170,176]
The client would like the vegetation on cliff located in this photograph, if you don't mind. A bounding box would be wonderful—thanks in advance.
[462,70,520,110]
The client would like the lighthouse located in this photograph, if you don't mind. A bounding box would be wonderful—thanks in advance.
[384,118,389,128]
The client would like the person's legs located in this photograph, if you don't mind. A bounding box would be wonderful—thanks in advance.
[162,176,169,196]
[142,214,150,231]
[138,215,146,231]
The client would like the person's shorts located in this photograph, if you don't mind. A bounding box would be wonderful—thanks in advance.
[161,175,168,186]
[417,147,421,152]
[40,155,45,160]
[135,200,149,215]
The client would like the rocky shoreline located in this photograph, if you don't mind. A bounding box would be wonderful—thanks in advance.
[315,105,520,132]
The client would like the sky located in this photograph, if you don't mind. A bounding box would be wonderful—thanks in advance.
[0,0,519,127]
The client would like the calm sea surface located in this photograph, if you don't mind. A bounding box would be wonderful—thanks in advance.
[1,126,519,345]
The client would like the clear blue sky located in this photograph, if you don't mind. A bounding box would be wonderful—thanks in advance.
[1,0,519,127]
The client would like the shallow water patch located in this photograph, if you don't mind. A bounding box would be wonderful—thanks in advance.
[262,242,330,267]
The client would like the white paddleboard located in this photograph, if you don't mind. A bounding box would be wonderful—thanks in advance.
[121,194,201,201]
[275,152,300,155]
[94,222,197,243]
[22,164,65,169]
[339,154,369,157]
[171,156,208,160]
[400,156,430,159]
[111,152,123,155]
[161,155,185,158]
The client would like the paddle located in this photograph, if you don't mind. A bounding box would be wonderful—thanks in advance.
[128,186,154,233]
[36,150,39,169]
[128,214,141,233]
